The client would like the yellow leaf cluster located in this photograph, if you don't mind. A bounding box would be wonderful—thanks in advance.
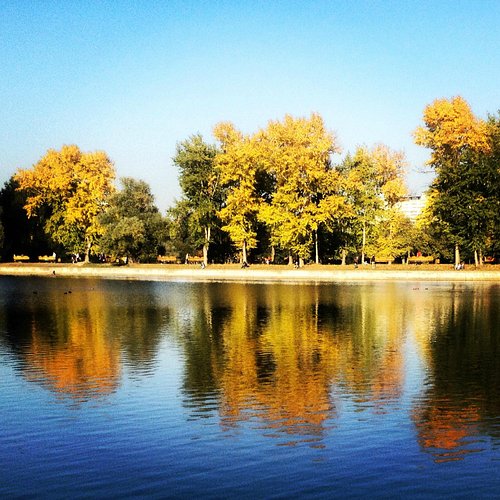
[213,123,260,251]
[14,144,115,252]
[414,96,490,166]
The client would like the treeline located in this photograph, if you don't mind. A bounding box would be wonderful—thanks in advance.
[0,97,499,265]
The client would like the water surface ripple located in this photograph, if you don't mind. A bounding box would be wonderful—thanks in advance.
[0,277,499,498]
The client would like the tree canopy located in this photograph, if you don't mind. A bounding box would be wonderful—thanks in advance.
[414,97,499,264]
[213,122,261,264]
[172,134,222,265]
[14,145,115,261]
[98,177,166,262]
[414,96,490,169]
[258,113,347,264]
[340,144,408,262]
[1,102,498,266]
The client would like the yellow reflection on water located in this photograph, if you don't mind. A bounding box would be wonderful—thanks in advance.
[176,282,499,455]
[182,283,410,442]
[8,280,167,403]
[3,279,497,457]
[21,286,121,401]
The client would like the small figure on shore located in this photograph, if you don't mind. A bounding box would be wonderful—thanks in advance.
[241,261,249,268]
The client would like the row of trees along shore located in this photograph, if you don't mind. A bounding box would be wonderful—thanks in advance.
[1,96,499,266]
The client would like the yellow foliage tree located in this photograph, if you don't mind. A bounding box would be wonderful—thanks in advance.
[213,122,261,263]
[414,96,490,168]
[341,144,407,263]
[14,145,115,261]
[258,113,347,265]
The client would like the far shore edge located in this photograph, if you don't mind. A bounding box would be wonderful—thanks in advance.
[1,264,499,283]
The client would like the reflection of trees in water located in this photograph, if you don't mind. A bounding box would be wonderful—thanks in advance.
[412,284,500,461]
[324,284,407,408]
[176,283,409,442]
[0,277,167,403]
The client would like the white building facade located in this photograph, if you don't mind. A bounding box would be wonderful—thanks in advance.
[396,194,427,223]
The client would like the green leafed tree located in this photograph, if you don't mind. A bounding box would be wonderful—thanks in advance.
[98,177,166,262]
[423,114,500,265]
[414,96,493,265]
[172,134,222,266]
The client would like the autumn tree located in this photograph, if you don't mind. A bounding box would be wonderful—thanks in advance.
[258,113,347,265]
[340,145,407,263]
[413,193,455,262]
[414,96,490,169]
[172,134,222,266]
[414,96,492,265]
[365,207,415,262]
[98,177,166,262]
[213,122,261,264]
[14,145,115,262]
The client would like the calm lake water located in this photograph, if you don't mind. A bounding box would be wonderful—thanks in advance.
[0,276,499,498]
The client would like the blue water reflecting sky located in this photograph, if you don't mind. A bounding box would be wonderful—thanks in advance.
[0,277,499,498]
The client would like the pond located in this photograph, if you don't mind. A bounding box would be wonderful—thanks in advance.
[0,276,499,498]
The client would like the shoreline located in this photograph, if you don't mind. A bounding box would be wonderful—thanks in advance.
[1,263,499,283]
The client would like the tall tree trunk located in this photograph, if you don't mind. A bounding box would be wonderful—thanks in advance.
[479,249,483,266]
[203,226,210,266]
[474,249,479,267]
[242,240,247,264]
[271,245,275,263]
[314,230,319,264]
[85,239,91,263]
[288,252,293,266]
[361,221,366,264]
[341,248,347,266]
[299,257,304,268]
[455,244,460,267]
[203,244,208,266]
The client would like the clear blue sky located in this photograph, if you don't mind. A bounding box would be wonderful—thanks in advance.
[1,0,499,211]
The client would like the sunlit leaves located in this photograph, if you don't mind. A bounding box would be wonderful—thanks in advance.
[340,144,408,260]
[257,113,346,261]
[414,96,490,168]
[14,145,115,260]
[214,122,260,261]
[415,97,499,262]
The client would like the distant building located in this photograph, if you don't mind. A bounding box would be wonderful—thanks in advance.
[397,194,427,223]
